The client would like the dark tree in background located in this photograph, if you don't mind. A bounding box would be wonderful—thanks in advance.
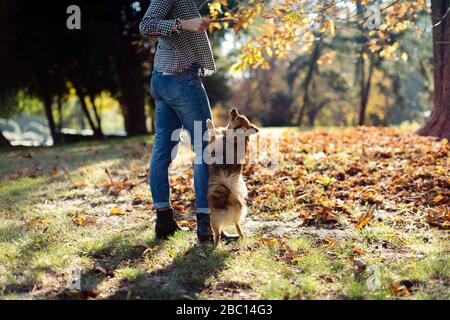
[0,0,231,145]
[0,0,151,142]
[418,0,450,140]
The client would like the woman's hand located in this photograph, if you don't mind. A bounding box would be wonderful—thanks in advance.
[180,17,210,32]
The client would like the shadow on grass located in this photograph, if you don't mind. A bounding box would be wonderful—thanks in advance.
[48,229,230,300]
[0,222,26,242]
[0,230,62,296]
[103,243,230,300]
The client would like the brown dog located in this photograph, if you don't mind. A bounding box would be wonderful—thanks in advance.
[206,109,259,247]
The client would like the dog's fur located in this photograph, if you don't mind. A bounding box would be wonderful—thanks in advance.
[206,109,259,247]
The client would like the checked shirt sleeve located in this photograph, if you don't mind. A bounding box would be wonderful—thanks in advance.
[139,0,175,37]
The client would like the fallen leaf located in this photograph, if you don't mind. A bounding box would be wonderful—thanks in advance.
[25,218,38,229]
[142,245,161,256]
[51,165,59,176]
[391,281,411,296]
[321,209,338,223]
[323,236,338,247]
[132,194,147,205]
[132,240,151,250]
[432,194,445,204]
[110,208,126,216]
[22,152,33,159]
[178,220,197,229]
[293,293,302,300]
[73,214,96,226]
[73,180,89,189]
[290,256,302,264]
[356,210,374,229]
[256,237,279,244]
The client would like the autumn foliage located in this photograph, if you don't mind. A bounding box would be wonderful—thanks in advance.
[165,127,450,230]
[207,0,428,72]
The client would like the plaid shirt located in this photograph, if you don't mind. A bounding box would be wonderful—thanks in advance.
[139,0,216,77]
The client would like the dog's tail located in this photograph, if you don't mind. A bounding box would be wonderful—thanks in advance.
[208,172,248,214]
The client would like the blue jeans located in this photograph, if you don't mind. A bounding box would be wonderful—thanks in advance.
[149,70,212,214]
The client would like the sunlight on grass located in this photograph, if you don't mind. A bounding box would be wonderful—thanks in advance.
[0,130,448,300]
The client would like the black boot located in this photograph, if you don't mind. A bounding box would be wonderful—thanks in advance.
[220,231,240,242]
[155,208,189,240]
[196,213,213,243]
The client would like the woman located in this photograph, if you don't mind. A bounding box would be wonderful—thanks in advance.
[140,0,238,243]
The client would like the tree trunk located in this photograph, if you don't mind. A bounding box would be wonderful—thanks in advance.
[355,0,375,126]
[79,95,103,138]
[307,98,330,127]
[88,95,102,134]
[43,95,60,144]
[418,0,450,140]
[117,38,147,136]
[298,38,323,126]
[57,95,63,132]
[307,105,318,127]
[358,53,375,126]
[0,131,11,147]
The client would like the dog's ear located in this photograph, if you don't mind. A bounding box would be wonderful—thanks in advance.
[206,119,217,143]
[229,108,239,119]
[248,124,259,135]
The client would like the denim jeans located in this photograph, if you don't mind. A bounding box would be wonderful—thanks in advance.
[149,69,212,214]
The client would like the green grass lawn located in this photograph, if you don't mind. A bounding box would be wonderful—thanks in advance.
[0,128,449,300]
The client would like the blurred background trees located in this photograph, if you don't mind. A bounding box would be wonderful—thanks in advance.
[0,0,231,145]
[0,0,446,146]
[220,0,447,138]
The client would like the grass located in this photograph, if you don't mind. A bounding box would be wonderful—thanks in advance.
[0,128,449,300]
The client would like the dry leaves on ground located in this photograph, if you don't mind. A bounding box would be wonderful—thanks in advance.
[169,128,450,230]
